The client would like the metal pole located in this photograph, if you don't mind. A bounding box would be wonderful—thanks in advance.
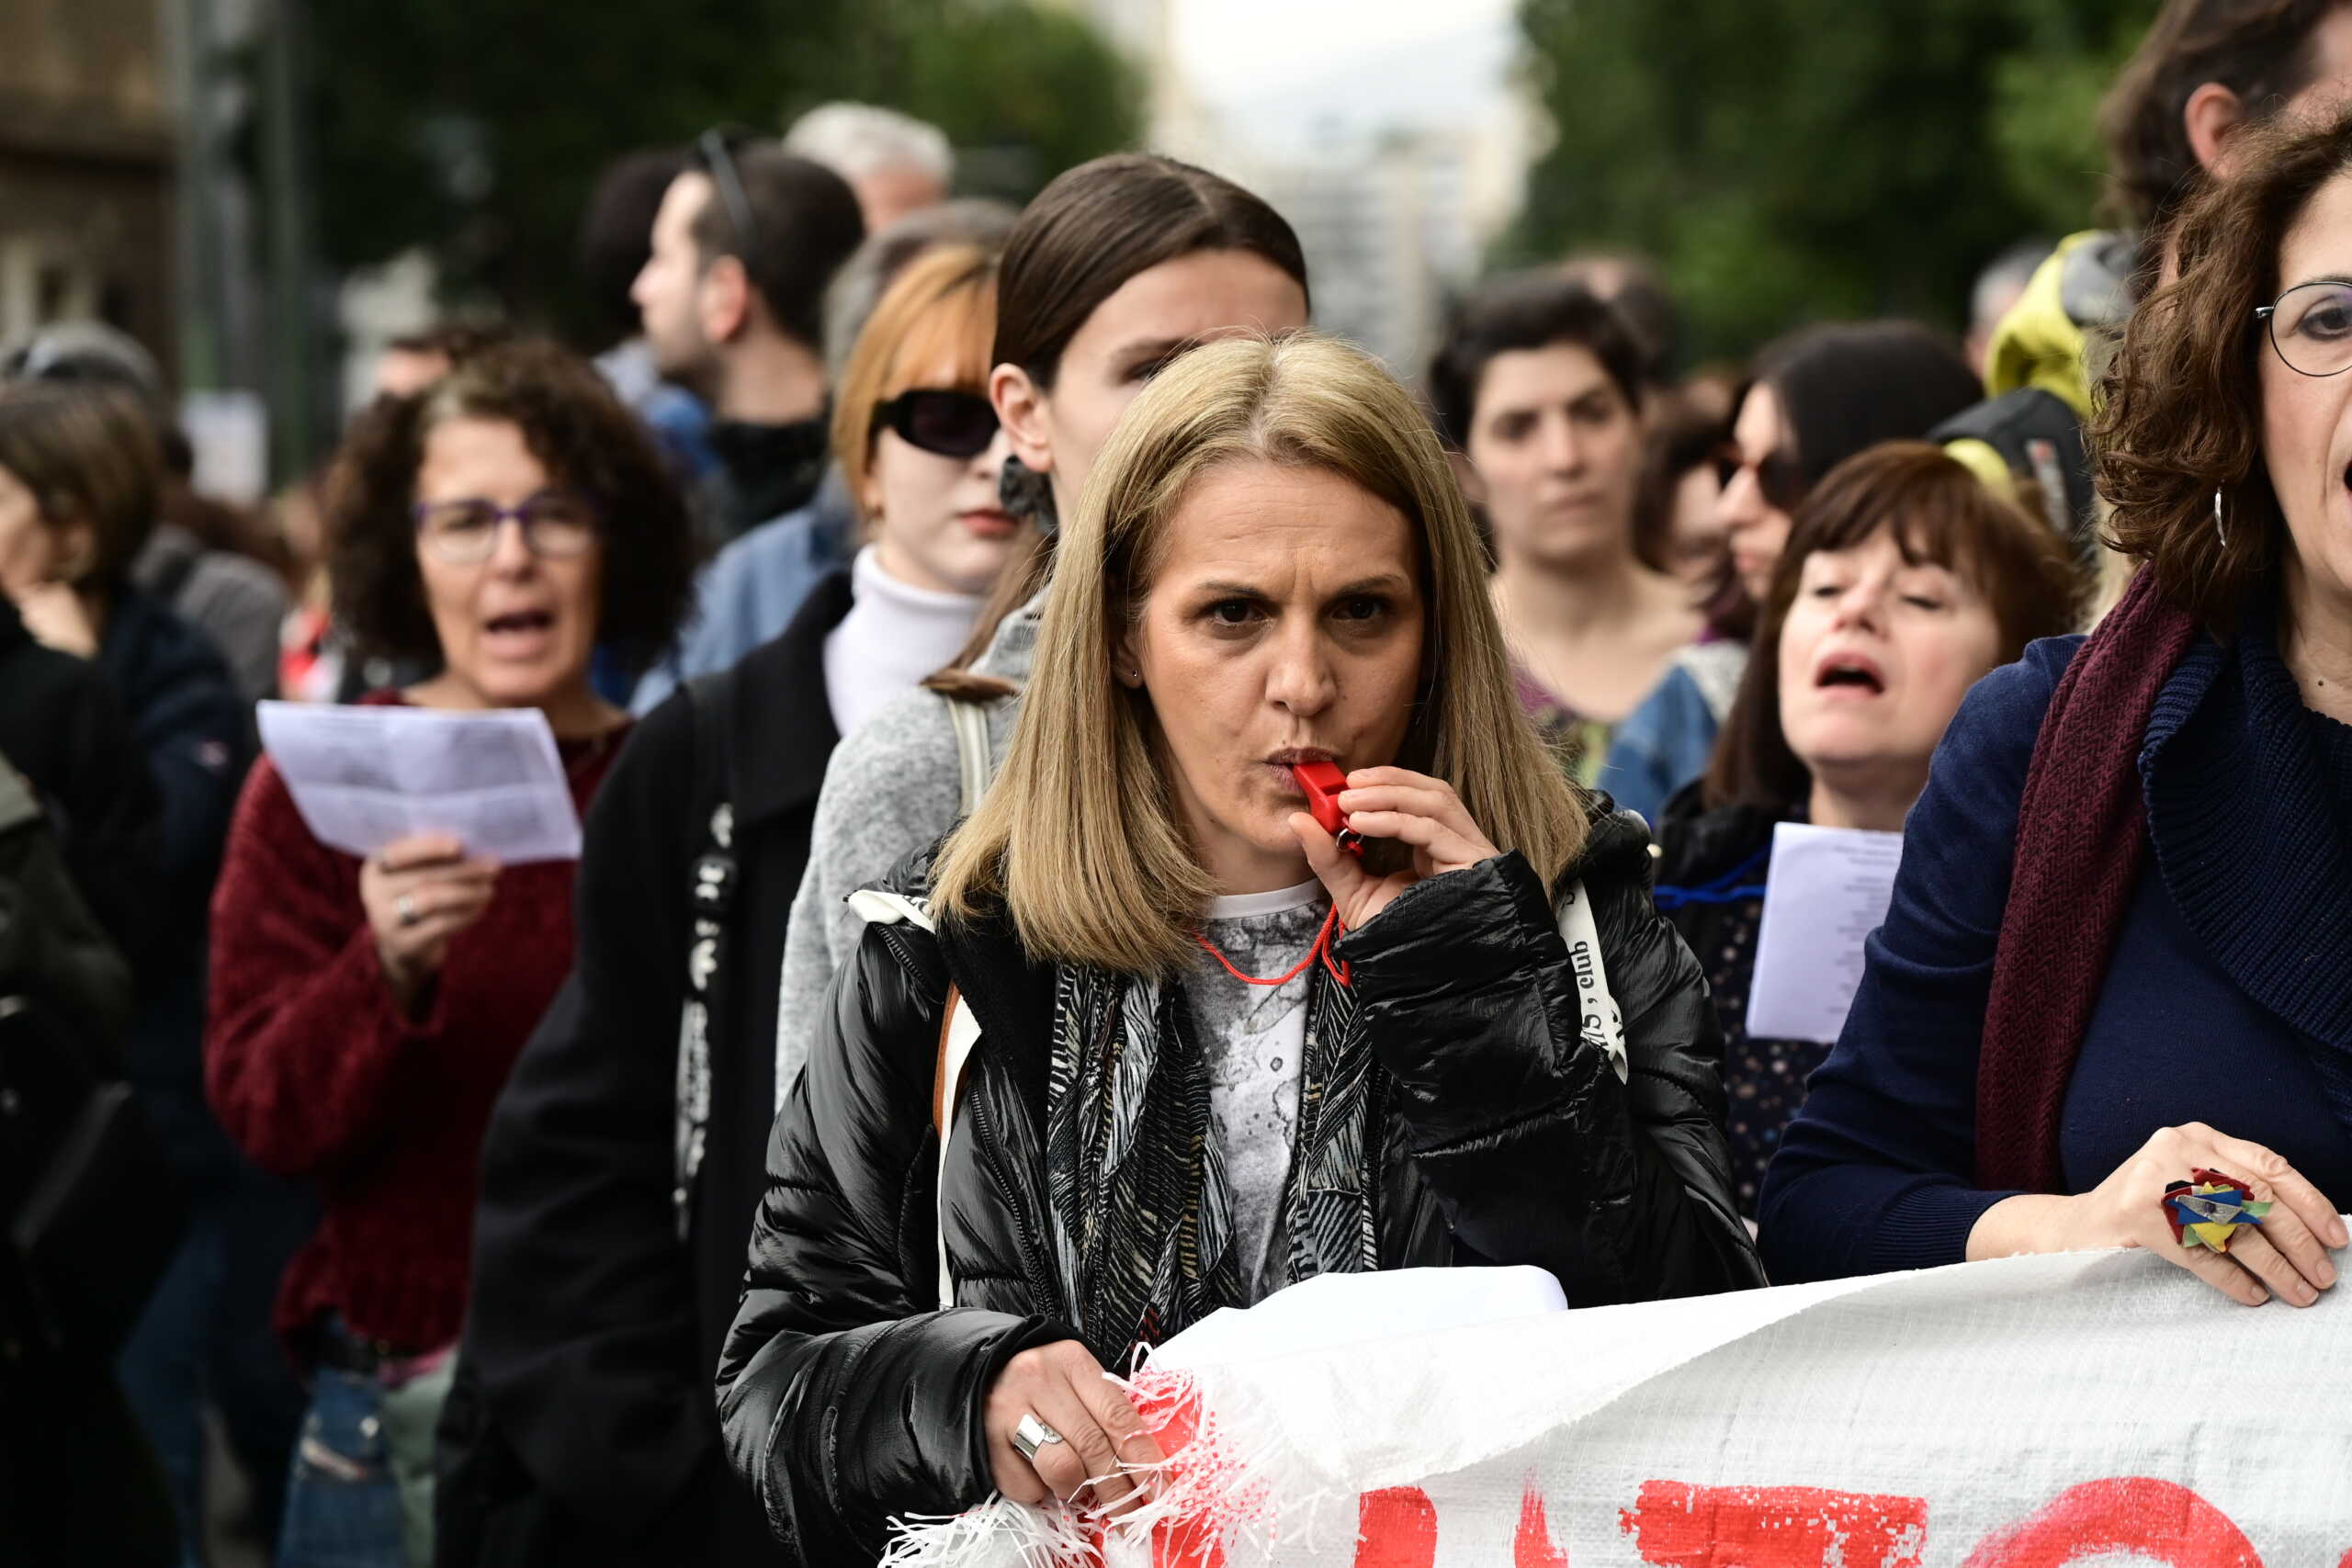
[170,0,223,390]
[259,0,317,480]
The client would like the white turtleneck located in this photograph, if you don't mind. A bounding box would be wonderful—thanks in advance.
[822,545,986,739]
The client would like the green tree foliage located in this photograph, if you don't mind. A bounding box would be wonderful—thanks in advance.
[306,0,1139,341]
[826,1,1147,201]
[1510,0,2151,361]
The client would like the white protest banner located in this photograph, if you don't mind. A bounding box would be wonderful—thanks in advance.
[884,1247,2352,1567]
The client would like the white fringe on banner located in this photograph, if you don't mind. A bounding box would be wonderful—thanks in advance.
[878,1365,1319,1568]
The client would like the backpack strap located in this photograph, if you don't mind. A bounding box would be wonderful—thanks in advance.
[673,667,739,1241]
[926,694,999,1303]
[1555,877,1628,1083]
[931,984,982,1309]
[944,694,996,819]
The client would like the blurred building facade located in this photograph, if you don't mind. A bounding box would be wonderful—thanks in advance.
[0,0,178,374]
[1104,1,1535,375]
[1245,130,1483,372]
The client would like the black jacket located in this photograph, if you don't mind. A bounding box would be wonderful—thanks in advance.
[1652,784,1781,977]
[441,570,854,1567]
[702,418,831,543]
[0,597,162,960]
[716,807,1766,1562]
[92,588,252,1179]
[0,599,186,1565]
[0,737,179,1568]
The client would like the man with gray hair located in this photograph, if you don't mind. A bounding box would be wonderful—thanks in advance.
[784,102,954,233]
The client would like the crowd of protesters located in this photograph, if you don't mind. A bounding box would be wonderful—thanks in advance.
[5,0,2352,1561]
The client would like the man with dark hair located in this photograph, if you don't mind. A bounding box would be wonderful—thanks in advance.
[632,138,864,542]
[2101,0,2352,231]
[582,150,690,350]
[580,149,715,483]
[627,139,864,710]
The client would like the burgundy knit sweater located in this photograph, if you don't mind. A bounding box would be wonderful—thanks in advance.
[205,703,626,1352]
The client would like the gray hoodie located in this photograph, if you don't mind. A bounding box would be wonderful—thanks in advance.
[771,596,1039,1105]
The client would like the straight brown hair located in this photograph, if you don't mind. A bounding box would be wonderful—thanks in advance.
[0,380,162,594]
[932,333,1588,976]
[992,152,1308,387]
[924,155,1311,701]
[1705,442,2082,812]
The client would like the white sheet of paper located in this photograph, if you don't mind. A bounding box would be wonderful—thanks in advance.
[255,701,582,863]
[1744,821,1904,1045]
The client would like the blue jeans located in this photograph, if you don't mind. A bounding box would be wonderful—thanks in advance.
[277,1324,449,1568]
[277,1361,403,1568]
[117,1162,311,1567]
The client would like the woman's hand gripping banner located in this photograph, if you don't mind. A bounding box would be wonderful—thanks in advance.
[883,1242,2352,1567]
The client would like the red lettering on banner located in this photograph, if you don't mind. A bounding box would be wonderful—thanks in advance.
[1619,1479,1929,1568]
[1124,1385,1229,1568]
[1959,1478,2261,1568]
[1515,1483,1570,1567]
[1355,1487,1439,1568]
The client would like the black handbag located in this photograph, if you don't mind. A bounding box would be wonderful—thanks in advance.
[1,999,182,1355]
[0,762,183,1358]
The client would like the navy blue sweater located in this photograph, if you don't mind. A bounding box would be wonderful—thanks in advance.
[1758,615,2352,1283]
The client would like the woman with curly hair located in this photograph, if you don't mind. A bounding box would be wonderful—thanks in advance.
[439,243,1017,1568]
[202,340,695,1565]
[1758,108,2352,1307]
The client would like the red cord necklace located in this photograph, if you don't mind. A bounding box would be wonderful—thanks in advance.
[1195,902,1351,988]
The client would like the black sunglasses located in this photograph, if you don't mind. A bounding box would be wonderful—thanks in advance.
[876,389,1000,459]
[694,127,760,255]
[1713,445,1805,512]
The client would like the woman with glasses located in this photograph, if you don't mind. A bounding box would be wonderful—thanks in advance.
[1426,272,1704,785]
[1600,323,1982,824]
[437,245,1014,1568]
[203,340,695,1567]
[1758,108,2352,1306]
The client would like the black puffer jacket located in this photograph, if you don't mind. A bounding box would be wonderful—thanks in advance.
[717,806,1764,1562]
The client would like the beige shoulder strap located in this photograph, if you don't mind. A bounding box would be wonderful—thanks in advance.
[930,986,983,1308]
[944,696,994,819]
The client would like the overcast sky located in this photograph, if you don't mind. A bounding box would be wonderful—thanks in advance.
[1168,0,1519,152]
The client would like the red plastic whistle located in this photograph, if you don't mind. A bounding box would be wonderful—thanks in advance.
[1292,761,1363,855]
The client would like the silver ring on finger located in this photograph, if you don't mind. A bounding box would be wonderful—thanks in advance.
[397,892,421,928]
[1011,1412,1065,1463]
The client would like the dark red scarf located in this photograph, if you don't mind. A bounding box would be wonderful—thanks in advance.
[1975,570,2200,1191]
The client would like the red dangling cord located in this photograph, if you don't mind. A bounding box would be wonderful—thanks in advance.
[1195,902,1351,988]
